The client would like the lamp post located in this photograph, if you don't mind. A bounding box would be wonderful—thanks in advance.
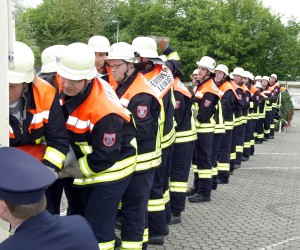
[112,20,120,43]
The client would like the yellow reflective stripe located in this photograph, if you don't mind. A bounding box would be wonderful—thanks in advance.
[166,51,180,60]
[74,156,136,185]
[264,129,270,134]
[243,142,251,148]
[230,152,236,160]
[118,201,122,210]
[169,181,188,193]
[175,133,197,143]
[214,124,226,134]
[250,139,255,146]
[43,146,66,169]
[211,166,218,176]
[135,156,161,172]
[218,162,230,171]
[161,128,176,149]
[147,198,164,212]
[75,141,93,155]
[225,121,234,130]
[250,101,254,108]
[242,116,248,124]
[253,132,258,137]
[198,169,212,179]
[236,145,243,153]
[98,240,115,250]
[35,136,45,144]
[120,241,143,250]
[163,189,170,204]
[143,228,149,243]
[192,164,197,173]
[257,133,264,139]
[270,124,275,129]
[137,149,161,162]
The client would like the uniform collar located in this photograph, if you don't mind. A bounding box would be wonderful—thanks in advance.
[115,70,138,98]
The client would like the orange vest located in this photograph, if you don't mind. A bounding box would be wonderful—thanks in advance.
[218,81,239,99]
[9,77,56,139]
[65,79,130,134]
[194,78,220,100]
[173,77,191,99]
[248,84,258,96]
[119,72,162,107]
[143,64,174,98]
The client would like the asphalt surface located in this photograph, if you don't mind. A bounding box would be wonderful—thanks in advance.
[148,110,300,250]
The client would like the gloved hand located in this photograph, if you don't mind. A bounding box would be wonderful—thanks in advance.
[58,161,84,179]
[148,35,170,52]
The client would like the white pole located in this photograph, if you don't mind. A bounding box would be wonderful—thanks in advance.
[0,0,14,241]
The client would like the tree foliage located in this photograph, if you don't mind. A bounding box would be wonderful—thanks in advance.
[15,0,300,81]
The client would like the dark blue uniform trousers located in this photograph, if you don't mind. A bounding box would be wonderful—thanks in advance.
[264,110,272,138]
[230,125,240,172]
[84,176,132,244]
[217,129,232,183]
[211,133,223,189]
[170,141,195,212]
[149,144,174,236]
[243,119,253,158]
[121,169,156,243]
[235,123,246,165]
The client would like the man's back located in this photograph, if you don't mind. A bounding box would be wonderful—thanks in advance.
[0,211,99,250]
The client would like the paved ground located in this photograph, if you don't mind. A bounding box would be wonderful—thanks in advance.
[148,110,300,250]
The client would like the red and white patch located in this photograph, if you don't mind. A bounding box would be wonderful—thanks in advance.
[246,96,250,102]
[203,99,211,107]
[237,94,242,100]
[256,95,260,100]
[175,100,180,109]
[103,133,116,147]
[137,106,147,118]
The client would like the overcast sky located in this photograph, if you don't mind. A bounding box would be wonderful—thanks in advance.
[22,0,300,24]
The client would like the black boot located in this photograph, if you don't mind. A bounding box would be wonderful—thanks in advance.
[188,194,211,203]
[186,187,197,197]
[169,212,181,225]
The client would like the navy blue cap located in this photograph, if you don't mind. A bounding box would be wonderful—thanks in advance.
[0,147,56,204]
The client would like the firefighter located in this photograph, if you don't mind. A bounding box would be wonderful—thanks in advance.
[214,64,238,184]
[254,81,266,144]
[233,68,250,166]
[88,35,118,89]
[229,68,244,173]
[56,42,137,250]
[262,76,273,139]
[37,44,66,93]
[132,36,180,245]
[106,42,162,250]
[188,56,219,201]
[0,147,99,250]
[269,74,280,138]
[169,70,197,224]
[8,41,69,215]
[242,71,260,161]
[190,69,200,88]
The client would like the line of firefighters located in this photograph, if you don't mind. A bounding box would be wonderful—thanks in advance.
[7,35,282,250]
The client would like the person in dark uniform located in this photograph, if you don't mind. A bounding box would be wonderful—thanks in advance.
[188,56,219,202]
[107,42,162,250]
[56,43,137,250]
[0,147,99,250]
[8,41,69,215]
[132,36,181,245]
[261,76,273,139]
[269,74,280,138]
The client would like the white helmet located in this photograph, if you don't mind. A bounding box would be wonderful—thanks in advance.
[255,81,262,88]
[270,73,277,80]
[9,41,35,84]
[196,56,216,73]
[215,64,229,76]
[255,75,262,81]
[232,67,244,77]
[190,69,199,79]
[132,37,158,58]
[88,36,110,53]
[40,45,66,73]
[262,76,269,81]
[57,42,97,80]
[107,42,136,63]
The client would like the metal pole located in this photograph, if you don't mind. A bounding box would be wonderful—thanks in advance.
[116,22,119,43]
[0,0,13,241]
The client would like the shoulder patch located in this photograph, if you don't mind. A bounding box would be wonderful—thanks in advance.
[203,99,212,107]
[103,133,116,147]
[137,106,147,118]
[175,100,180,109]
